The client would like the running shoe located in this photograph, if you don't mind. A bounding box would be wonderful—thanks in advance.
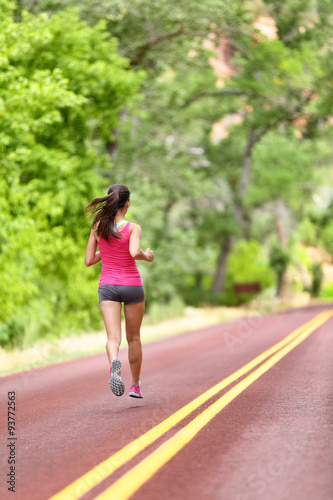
[109,359,125,396]
[129,383,143,398]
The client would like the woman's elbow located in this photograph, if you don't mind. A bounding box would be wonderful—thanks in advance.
[85,257,93,267]
[130,249,140,259]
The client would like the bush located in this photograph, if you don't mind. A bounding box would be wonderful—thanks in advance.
[224,240,275,305]
[0,6,141,347]
[321,223,333,254]
[146,296,186,324]
[310,264,324,297]
[298,218,317,246]
[321,282,333,299]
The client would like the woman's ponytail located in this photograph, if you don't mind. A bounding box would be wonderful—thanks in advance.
[85,184,130,240]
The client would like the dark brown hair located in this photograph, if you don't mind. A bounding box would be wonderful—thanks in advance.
[85,184,130,240]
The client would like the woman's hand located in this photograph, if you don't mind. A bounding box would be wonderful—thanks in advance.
[145,248,154,262]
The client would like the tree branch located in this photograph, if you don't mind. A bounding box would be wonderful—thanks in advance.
[130,26,185,67]
[182,88,247,108]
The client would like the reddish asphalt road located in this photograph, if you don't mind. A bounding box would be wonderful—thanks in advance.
[1,304,333,500]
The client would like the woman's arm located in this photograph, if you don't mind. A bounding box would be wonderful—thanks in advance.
[129,224,154,262]
[85,228,101,267]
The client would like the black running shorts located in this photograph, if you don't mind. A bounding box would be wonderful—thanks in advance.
[98,284,145,305]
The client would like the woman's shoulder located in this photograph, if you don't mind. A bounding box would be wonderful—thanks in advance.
[129,222,141,235]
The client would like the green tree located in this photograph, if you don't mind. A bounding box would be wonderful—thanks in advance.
[182,0,333,295]
[15,0,333,308]
[310,264,324,297]
[0,2,142,346]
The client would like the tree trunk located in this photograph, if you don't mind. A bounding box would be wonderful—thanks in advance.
[212,236,232,295]
[212,128,270,296]
[106,109,128,160]
[275,199,288,298]
[234,129,256,235]
[14,1,23,22]
[212,130,256,295]
[275,199,287,247]
[277,272,286,298]
[241,129,256,198]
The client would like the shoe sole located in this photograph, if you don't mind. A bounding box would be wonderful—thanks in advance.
[110,359,125,396]
[129,392,143,398]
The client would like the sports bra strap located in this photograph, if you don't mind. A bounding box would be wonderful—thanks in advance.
[113,220,128,232]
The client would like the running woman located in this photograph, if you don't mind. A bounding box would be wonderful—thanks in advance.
[84,184,154,398]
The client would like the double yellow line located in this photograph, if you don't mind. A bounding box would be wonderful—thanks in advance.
[50,309,333,500]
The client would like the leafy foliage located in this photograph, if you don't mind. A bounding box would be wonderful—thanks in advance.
[1,0,333,346]
[0,3,142,345]
[310,264,324,297]
[225,239,274,305]
[321,282,333,299]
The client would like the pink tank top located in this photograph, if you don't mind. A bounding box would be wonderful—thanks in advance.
[98,222,143,287]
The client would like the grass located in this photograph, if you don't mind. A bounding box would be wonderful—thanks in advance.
[1,292,326,377]
[0,305,256,376]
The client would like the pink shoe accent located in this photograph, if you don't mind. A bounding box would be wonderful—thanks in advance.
[129,384,143,398]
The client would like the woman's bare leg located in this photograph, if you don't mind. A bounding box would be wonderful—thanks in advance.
[100,301,122,364]
[124,301,145,385]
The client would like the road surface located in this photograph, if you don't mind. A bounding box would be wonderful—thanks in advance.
[0,304,332,500]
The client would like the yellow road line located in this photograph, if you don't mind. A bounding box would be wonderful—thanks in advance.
[97,310,333,500]
[49,310,332,500]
